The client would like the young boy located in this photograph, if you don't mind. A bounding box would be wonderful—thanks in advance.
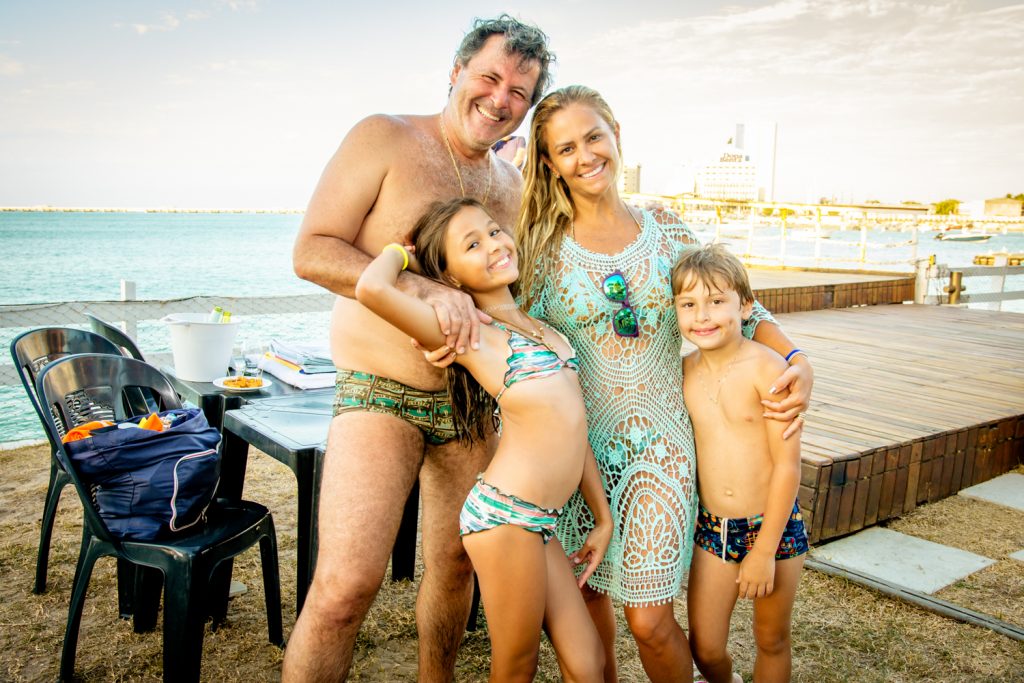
[672,243,808,683]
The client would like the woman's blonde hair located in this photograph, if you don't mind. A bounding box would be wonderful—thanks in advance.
[514,85,621,309]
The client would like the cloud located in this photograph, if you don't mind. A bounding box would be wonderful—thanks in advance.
[697,0,813,34]
[9,79,97,98]
[114,2,249,35]
[562,0,1024,200]
[580,0,1023,101]
[203,58,286,76]
[0,54,24,76]
[218,0,259,10]
[115,13,182,35]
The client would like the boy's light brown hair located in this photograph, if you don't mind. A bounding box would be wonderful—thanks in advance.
[670,243,755,304]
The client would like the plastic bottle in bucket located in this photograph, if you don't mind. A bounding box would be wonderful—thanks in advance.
[162,313,240,382]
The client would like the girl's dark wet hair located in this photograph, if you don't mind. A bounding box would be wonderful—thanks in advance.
[410,198,498,444]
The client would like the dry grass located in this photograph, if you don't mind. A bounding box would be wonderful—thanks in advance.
[1,445,1021,682]
[884,486,1024,629]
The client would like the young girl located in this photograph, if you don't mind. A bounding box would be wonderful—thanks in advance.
[355,197,611,682]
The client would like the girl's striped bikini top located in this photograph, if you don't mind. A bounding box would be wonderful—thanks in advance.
[490,320,578,401]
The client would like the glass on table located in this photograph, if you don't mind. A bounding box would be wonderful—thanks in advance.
[231,344,248,378]
[243,340,268,381]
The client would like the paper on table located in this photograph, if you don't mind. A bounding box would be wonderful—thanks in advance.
[269,340,335,374]
[260,354,336,389]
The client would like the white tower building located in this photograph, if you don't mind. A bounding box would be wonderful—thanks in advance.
[734,122,777,202]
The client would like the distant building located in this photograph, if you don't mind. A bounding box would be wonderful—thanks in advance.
[620,165,641,194]
[958,200,984,217]
[734,122,777,202]
[984,197,1024,217]
[694,123,776,202]
[695,147,758,201]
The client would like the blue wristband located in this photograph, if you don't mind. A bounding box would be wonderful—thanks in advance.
[784,348,805,363]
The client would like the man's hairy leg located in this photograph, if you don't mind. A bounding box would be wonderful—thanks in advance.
[282,412,424,683]
[416,428,496,682]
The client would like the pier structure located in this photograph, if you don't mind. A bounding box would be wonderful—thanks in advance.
[776,304,1023,542]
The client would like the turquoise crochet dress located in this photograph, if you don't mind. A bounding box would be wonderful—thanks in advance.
[529,207,774,607]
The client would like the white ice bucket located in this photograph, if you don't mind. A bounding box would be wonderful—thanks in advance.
[162,313,240,382]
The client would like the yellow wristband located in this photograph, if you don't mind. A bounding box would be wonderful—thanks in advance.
[382,243,409,271]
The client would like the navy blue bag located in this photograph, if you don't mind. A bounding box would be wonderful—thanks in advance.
[63,408,222,540]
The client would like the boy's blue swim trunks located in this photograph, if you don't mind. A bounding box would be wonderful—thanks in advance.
[694,500,809,563]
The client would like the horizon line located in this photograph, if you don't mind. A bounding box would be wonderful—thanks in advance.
[0,206,307,214]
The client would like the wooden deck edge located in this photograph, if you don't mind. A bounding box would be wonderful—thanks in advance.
[753,277,915,313]
[799,415,1024,544]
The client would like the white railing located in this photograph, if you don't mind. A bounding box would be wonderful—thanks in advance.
[627,193,1024,234]
[680,216,920,271]
[915,256,1024,309]
[697,221,920,269]
[0,282,335,386]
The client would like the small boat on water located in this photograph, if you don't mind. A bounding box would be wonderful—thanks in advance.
[934,224,991,242]
[935,231,992,242]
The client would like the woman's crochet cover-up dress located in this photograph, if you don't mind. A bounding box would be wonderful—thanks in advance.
[530,207,774,607]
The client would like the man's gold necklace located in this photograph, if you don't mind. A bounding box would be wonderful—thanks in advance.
[697,340,746,405]
[439,113,493,206]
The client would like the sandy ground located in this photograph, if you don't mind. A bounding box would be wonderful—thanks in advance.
[0,443,1021,682]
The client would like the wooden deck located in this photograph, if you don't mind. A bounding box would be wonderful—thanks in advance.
[776,304,1024,543]
[749,268,915,313]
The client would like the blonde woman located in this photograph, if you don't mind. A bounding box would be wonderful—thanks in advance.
[512,86,812,683]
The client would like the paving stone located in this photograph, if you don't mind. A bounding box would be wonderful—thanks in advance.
[958,473,1024,512]
[811,527,995,594]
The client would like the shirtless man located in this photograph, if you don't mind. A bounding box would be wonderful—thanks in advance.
[283,17,555,682]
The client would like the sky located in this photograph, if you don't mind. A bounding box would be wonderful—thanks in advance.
[1,0,1021,209]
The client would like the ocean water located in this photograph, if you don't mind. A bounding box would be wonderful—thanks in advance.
[2,211,1022,445]
[1,210,326,445]
[0,211,314,303]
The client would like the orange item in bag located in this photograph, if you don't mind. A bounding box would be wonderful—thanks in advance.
[137,413,165,432]
[61,421,115,444]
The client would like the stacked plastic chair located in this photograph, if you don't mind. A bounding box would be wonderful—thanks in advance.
[9,328,124,594]
[36,353,283,681]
